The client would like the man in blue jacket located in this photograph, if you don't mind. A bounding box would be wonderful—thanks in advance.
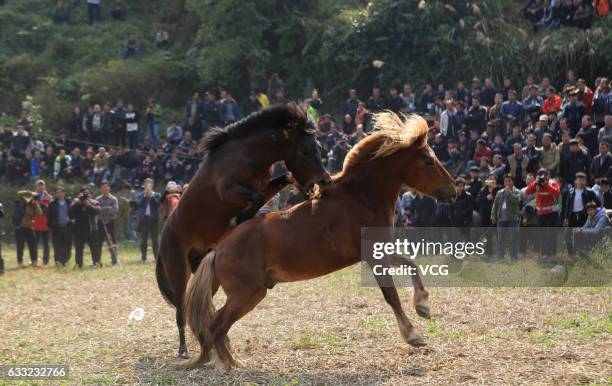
[572,201,610,256]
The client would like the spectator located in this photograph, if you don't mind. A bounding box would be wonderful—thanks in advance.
[69,187,101,269]
[155,29,170,48]
[13,191,42,267]
[96,181,119,265]
[112,100,127,147]
[590,142,612,182]
[385,86,403,114]
[562,172,600,255]
[420,84,435,114]
[53,148,72,178]
[53,0,70,24]
[450,177,474,230]
[466,97,487,134]
[572,201,610,256]
[345,89,361,120]
[87,0,101,24]
[540,132,561,176]
[163,122,182,147]
[523,85,544,123]
[593,79,611,128]
[122,36,141,60]
[145,97,162,148]
[243,92,262,117]
[110,0,126,20]
[480,78,497,107]
[32,180,52,266]
[491,174,522,260]
[561,138,590,184]
[524,168,561,256]
[543,87,562,114]
[401,83,416,113]
[219,91,240,125]
[501,90,525,125]
[410,192,437,227]
[598,115,612,146]
[136,178,160,262]
[563,87,585,135]
[47,187,72,267]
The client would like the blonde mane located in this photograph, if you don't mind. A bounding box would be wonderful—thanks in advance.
[341,112,429,173]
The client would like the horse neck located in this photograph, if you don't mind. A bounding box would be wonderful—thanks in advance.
[237,131,286,167]
[340,154,404,211]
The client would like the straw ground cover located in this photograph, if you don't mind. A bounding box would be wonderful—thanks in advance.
[0,244,610,385]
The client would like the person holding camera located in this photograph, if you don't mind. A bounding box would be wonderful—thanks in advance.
[136,178,161,262]
[32,180,52,265]
[96,181,119,265]
[524,168,561,257]
[69,187,101,269]
[491,174,522,260]
[47,187,72,267]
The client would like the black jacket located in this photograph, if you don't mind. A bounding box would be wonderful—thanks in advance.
[47,199,72,229]
[451,191,474,227]
[562,187,600,220]
[590,153,612,182]
[69,200,100,235]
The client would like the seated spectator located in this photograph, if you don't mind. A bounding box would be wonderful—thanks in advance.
[590,142,612,182]
[110,0,126,21]
[52,0,70,24]
[93,147,110,183]
[542,87,562,114]
[122,37,141,60]
[53,148,72,179]
[573,201,610,256]
[164,153,184,185]
[599,115,612,147]
[155,29,170,48]
[166,122,183,146]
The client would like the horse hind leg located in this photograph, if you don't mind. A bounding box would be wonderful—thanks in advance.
[209,287,267,370]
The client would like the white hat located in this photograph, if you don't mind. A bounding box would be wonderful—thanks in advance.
[539,114,548,122]
[166,181,177,192]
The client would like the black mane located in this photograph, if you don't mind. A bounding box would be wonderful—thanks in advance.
[197,103,309,154]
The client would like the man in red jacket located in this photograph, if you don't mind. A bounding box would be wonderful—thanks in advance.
[32,180,52,265]
[524,168,561,257]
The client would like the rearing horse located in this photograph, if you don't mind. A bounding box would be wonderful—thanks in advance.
[184,111,456,369]
[157,103,331,358]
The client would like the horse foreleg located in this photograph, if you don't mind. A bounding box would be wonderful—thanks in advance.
[367,260,427,347]
[384,254,430,319]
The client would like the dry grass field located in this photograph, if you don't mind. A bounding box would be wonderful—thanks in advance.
[0,244,610,385]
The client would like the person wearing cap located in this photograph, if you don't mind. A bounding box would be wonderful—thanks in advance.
[524,168,561,256]
[539,133,560,177]
[560,138,590,185]
[590,142,612,183]
[562,88,585,135]
[562,172,600,256]
[13,190,43,267]
[96,181,119,265]
[69,187,102,269]
[162,181,181,220]
[32,180,52,265]
[572,201,611,256]
[47,186,72,267]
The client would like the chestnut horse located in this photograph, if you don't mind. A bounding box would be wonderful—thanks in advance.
[183,112,456,369]
[157,103,331,358]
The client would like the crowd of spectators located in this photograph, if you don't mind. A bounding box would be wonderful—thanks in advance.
[1,70,611,273]
[521,0,609,31]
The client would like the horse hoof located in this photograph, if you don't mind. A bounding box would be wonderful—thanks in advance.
[408,336,428,347]
[415,300,431,319]
[177,350,189,360]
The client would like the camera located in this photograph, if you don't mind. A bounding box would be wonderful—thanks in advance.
[79,191,90,201]
[537,172,547,186]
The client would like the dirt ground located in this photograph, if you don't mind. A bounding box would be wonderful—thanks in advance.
[0,245,610,385]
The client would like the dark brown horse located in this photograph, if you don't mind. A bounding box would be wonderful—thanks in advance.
[183,112,456,369]
[157,103,331,358]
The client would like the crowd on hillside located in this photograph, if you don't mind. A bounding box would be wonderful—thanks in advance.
[521,0,610,31]
[1,70,612,274]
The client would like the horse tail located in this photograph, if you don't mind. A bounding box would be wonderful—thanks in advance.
[185,250,216,366]
[156,223,177,308]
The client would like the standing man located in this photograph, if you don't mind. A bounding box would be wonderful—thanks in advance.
[47,187,72,267]
[491,175,522,260]
[524,169,561,257]
[0,202,5,275]
[13,191,42,267]
[563,172,600,256]
[32,180,52,265]
[137,178,161,262]
[87,0,102,24]
[96,181,119,265]
[69,187,101,269]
